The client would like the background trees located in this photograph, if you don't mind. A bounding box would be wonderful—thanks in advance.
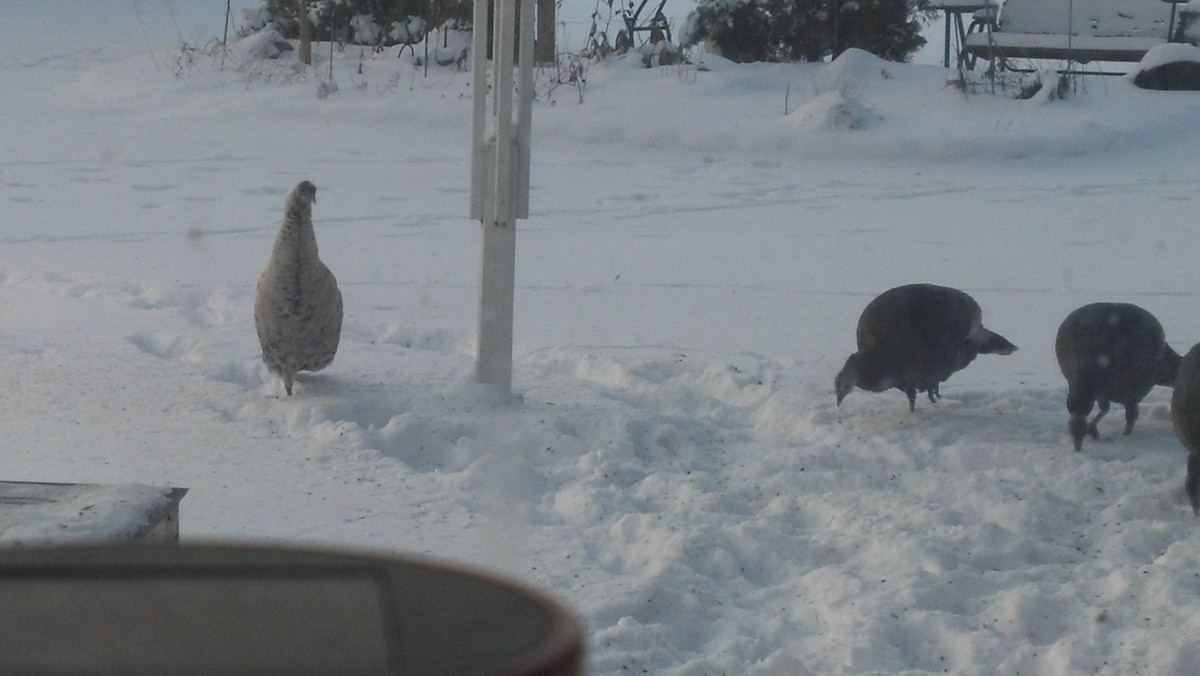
[246,0,556,63]
[245,0,450,47]
[245,0,929,66]
[682,0,931,64]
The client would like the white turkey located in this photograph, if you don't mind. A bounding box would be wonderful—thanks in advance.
[254,180,342,395]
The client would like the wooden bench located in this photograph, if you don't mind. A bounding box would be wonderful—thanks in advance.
[963,0,1185,69]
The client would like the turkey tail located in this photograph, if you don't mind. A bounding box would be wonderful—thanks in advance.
[1157,343,1182,387]
[977,329,1017,355]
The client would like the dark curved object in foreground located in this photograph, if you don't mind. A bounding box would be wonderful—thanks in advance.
[0,543,584,675]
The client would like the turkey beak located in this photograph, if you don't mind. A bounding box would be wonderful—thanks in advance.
[836,384,850,406]
[835,378,851,406]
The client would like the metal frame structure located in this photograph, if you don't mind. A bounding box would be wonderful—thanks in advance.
[620,0,672,48]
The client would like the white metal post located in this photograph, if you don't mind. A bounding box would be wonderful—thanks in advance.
[471,0,534,392]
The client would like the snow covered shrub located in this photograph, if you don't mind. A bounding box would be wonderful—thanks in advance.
[583,0,620,59]
[242,0,436,47]
[239,6,273,36]
[641,39,681,67]
[585,0,679,62]
[681,0,931,63]
[234,27,295,60]
[1018,68,1067,102]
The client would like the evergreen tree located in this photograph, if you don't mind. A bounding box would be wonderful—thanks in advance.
[683,0,930,64]
[250,0,443,47]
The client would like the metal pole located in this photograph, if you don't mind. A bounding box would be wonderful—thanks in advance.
[493,1,515,224]
[943,10,952,68]
[471,0,534,392]
[470,0,488,202]
[518,0,534,210]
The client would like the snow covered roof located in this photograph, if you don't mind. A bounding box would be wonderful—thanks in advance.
[996,0,1174,37]
[962,0,1179,61]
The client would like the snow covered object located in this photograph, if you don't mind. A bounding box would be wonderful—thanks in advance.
[835,283,1018,410]
[1132,43,1200,90]
[1055,303,1180,452]
[254,181,343,396]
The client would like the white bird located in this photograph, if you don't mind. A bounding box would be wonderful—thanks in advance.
[254,180,343,395]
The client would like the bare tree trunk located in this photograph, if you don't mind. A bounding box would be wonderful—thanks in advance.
[535,0,555,64]
[297,0,312,65]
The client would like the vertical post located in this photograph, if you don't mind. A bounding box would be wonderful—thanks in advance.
[943,10,952,68]
[535,0,556,64]
[471,0,534,392]
[297,0,312,65]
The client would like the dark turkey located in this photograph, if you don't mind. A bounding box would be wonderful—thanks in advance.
[1172,342,1200,515]
[835,283,1017,410]
[254,180,343,396]
[1055,303,1179,451]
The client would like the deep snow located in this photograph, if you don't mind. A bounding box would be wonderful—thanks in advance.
[5,1,1200,674]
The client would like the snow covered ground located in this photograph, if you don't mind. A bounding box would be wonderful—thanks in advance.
[5,2,1200,673]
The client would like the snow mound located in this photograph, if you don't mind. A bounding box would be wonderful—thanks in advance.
[827,47,895,81]
[231,27,294,61]
[1137,42,1200,71]
[786,89,883,130]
